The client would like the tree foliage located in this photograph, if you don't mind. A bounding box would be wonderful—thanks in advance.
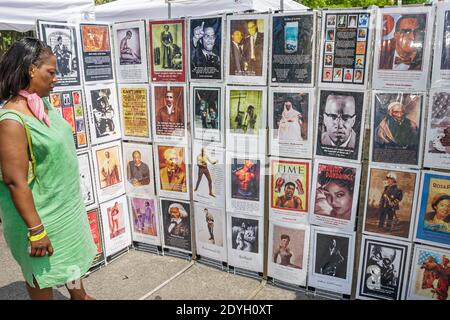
[298,0,428,8]
[95,0,116,5]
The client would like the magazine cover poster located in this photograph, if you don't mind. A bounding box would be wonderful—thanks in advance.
[356,235,411,300]
[270,12,315,86]
[87,208,105,266]
[226,14,269,85]
[160,198,192,253]
[119,85,150,142]
[123,142,155,197]
[370,92,424,167]
[227,213,263,273]
[113,21,149,83]
[77,151,97,210]
[194,203,227,262]
[269,157,310,224]
[80,24,114,82]
[431,3,450,87]
[424,90,450,170]
[268,220,310,286]
[310,160,361,231]
[414,171,450,248]
[189,16,223,81]
[315,89,365,162]
[308,227,355,295]
[407,244,450,300]
[363,166,419,241]
[149,19,186,82]
[38,20,81,87]
[100,195,132,258]
[128,196,160,246]
[269,87,314,158]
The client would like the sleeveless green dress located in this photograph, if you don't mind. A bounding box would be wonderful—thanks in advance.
[0,99,97,289]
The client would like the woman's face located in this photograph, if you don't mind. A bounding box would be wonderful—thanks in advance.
[30,54,58,97]
[324,182,353,218]
[435,199,450,220]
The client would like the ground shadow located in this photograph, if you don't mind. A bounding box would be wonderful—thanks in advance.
[0,281,69,300]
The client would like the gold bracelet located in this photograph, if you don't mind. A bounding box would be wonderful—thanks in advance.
[28,230,47,242]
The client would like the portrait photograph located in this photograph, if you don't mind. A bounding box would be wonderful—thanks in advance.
[129,197,160,246]
[77,151,97,210]
[118,85,150,142]
[194,204,226,262]
[160,198,192,253]
[123,142,155,197]
[87,209,105,267]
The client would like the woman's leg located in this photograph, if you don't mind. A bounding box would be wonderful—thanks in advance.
[65,278,95,300]
[25,276,53,300]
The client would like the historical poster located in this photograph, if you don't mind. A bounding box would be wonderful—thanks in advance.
[77,151,97,210]
[431,2,450,88]
[87,208,105,267]
[160,198,192,253]
[270,12,315,86]
[268,220,310,286]
[268,87,314,158]
[363,165,419,241]
[308,226,356,295]
[122,142,155,197]
[370,91,424,168]
[149,19,186,82]
[128,196,160,246]
[314,89,365,162]
[226,14,269,85]
[189,16,224,81]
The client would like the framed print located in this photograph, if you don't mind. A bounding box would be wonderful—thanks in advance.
[122,142,155,197]
[87,208,105,267]
[160,198,192,253]
[128,196,160,246]
[431,2,450,88]
[77,151,97,210]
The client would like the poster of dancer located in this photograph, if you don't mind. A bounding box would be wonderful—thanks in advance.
[118,84,150,142]
[160,198,192,253]
[128,196,160,246]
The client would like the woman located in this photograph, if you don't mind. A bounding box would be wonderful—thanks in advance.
[0,38,97,300]
[277,99,303,142]
[425,193,450,233]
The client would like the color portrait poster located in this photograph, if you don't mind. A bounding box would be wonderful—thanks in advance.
[423,90,450,170]
[269,157,310,224]
[128,196,160,246]
[87,208,105,267]
[363,166,419,241]
[160,198,192,253]
[414,171,450,248]
[431,2,450,88]
[119,84,150,142]
[113,20,149,83]
[270,12,315,86]
[77,151,97,210]
[38,20,81,87]
[149,19,186,82]
[80,24,114,83]
[372,6,433,91]
[189,16,223,81]
[310,160,361,231]
[123,142,155,197]
[370,92,424,168]
[268,220,310,286]
[226,14,269,85]
[319,10,372,88]
[269,87,314,158]
[315,89,365,162]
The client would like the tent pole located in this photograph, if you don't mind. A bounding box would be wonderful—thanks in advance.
[280,0,284,12]
[168,1,172,19]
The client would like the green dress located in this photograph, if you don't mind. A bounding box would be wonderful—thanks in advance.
[0,99,97,289]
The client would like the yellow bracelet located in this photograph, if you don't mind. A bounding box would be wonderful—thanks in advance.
[28,230,47,242]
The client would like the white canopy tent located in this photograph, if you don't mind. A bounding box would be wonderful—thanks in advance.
[0,0,95,32]
[95,0,308,24]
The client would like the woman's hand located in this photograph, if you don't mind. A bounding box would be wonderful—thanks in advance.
[29,235,54,257]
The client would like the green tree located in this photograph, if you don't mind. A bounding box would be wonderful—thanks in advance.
[298,0,428,8]
[95,0,116,5]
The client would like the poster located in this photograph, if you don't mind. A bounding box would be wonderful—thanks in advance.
[151,84,187,143]
[194,203,227,262]
[85,83,122,145]
[318,10,373,88]
[192,142,225,208]
[307,226,355,295]
[356,235,411,300]
[122,142,155,197]
[363,165,419,241]
[372,6,434,91]
[227,213,263,273]
[269,157,311,224]
[160,198,192,253]
[370,91,424,168]
[113,20,149,83]
[37,20,81,87]
[414,171,450,248]
[80,23,114,83]
[87,208,105,267]
[118,84,150,142]
[128,196,160,246]
[314,89,365,162]
[407,244,450,300]
[309,160,361,231]
[226,14,269,85]
[50,88,88,150]
[268,87,314,158]
[99,195,132,258]
[77,151,97,210]
[226,152,265,216]
[226,86,267,155]
[423,90,450,170]
[189,16,224,81]
[92,141,125,204]
[154,143,190,200]
[270,12,316,86]
[149,19,186,82]
[268,220,310,286]
[190,84,224,146]
[431,2,450,88]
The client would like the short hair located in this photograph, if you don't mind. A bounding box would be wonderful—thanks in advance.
[126,30,132,37]
[395,15,419,32]
[285,182,296,189]
[57,36,63,41]
[281,234,290,241]
[165,90,174,97]
[318,167,355,193]
[132,150,141,158]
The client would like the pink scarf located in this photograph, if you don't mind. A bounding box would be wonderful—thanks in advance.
[18,90,51,127]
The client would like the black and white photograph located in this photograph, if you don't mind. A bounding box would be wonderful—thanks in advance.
[160,198,192,253]
[77,151,97,210]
